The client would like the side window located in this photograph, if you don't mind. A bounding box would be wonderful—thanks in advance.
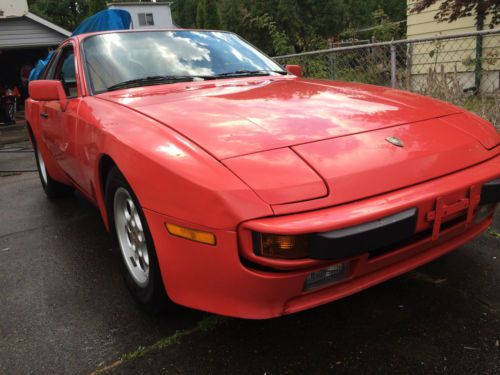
[39,50,57,80]
[44,50,61,80]
[53,46,78,98]
[138,13,154,26]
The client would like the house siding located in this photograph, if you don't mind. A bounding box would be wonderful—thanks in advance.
[406,0,499,93]
[108,4,175,29]
[0,16,66,48]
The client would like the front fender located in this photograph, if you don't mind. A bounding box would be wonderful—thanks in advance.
[78,97,273,231]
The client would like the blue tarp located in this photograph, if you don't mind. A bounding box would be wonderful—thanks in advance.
[71,9,132,36]
[30,9,132,81]
[29,51,55,81]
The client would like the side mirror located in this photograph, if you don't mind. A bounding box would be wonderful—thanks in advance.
[285,65,302,77]
[29,80,66,101]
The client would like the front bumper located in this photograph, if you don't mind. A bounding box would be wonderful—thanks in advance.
[145,155,499,319]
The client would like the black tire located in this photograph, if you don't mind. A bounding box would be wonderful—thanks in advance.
[105,166,169,313]
[0,103,14,125]
[6,102,15,123]
[31,131,73,199]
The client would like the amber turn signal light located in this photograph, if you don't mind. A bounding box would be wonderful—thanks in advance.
[166,223,216,245]
[253,233,309,259]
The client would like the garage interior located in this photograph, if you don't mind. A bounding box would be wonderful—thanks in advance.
[0,10,70,122]
[0,47,49,100]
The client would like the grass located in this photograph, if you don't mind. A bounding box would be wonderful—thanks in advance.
[119,346,146,361]
[410,66,499,130]
[91,315,228,374]
[487,227,500,239]
[464,95,500,130]
[118,315,227,362]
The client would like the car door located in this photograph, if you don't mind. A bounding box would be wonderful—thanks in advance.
[39,42,84,190]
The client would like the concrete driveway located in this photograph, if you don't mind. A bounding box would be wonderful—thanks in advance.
[1,141,499,375]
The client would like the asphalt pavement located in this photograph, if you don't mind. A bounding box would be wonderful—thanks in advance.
[0,121,30,147]
[0,140,499,375]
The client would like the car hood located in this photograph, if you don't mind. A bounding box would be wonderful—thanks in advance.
[98,77,486,160]
[99,77,499,206]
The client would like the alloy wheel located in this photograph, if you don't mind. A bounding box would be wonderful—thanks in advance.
[113,187,150,287]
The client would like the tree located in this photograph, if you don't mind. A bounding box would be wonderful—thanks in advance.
[372,7,400,41]
[88,0,107,15]
[204,0,221,29]
[219,0,245,34]
[28,0,82,30]
[411,0,499,29]
[29,0,409,55]
[172,0,197,28]
[196,0,206,28]
[28,0,108,31]
[195,0,220,29]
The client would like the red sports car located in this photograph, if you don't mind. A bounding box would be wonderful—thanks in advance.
[26,30,499,319]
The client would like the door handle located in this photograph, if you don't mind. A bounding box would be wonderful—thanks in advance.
[40,112,49,119]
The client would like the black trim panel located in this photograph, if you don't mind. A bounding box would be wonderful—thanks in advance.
[309,208,418,260]
[480,178,500,205]
[252,231,262,255]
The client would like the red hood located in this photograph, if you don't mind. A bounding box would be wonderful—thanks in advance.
[98,77,467,159]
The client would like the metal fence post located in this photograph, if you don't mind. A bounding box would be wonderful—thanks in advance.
[328,54,334,80]
[405,42,413,91]
[273,29,499,99]
[390,42,397,88]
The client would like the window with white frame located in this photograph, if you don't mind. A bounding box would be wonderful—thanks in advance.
[138,13,154,26]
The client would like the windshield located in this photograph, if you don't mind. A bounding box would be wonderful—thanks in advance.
[83,30,287,93]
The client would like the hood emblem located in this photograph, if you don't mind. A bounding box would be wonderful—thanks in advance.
[385,136,404,147]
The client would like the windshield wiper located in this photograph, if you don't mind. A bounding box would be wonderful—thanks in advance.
[214,69,288,78]
[106,75,210,91]
[106,70,287,91]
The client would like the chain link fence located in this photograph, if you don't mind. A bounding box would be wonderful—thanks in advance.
[274,29,500,128]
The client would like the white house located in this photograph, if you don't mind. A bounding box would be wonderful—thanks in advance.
[406,0,498,93]
[0,0,70,90]
[0,0,70,48]
[108,1,176,29]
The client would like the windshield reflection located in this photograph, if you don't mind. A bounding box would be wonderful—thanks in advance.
[83,31,285,93]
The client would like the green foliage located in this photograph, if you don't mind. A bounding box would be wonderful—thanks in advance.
[196,0,206,28]
[28,0,84,30]
[195,314,227,332]
[28,0,109,31]
[119,346,146,361]
[174,0,407,55]
[116,315,227,364]
[154,330,185,349]
[195,0,221,29]
[372,7,400,41]
[88,0,107,15]
[219,0,245,34]
[28,0,408,56]
[204,0,221,29]
[244,13,292,55]
[487,227,500,238]
[172,0,198,28]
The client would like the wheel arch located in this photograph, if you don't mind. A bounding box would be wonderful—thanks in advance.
[25,121,38,149]
[25,121,34,138]
[96,153,119,231]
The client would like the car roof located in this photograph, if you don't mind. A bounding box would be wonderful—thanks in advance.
[73,28,232,42]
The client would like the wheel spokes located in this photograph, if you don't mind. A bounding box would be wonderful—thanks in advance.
[114,187,150,287]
